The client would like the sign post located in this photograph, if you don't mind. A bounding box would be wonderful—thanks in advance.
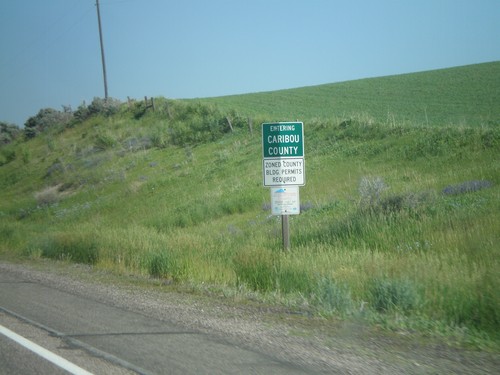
[262,122,305,250]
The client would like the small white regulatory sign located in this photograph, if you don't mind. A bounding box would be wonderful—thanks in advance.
[263,157,305,186]
[271,186,300,215]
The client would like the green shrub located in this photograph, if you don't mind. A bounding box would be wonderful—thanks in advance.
[0,121,21,145]
[94,131,118,150]
[371,278,418,313]
[313,277,353,315]
[150,131,168,149]
[480,128,500,148]
[72,98,122,124]
[87,97,122,117]
[165,102,246,147]
[24,108,72,138]
[0,148,16,165]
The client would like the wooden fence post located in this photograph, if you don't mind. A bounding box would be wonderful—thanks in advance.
[226,116,234,132]
[166,100,172,119]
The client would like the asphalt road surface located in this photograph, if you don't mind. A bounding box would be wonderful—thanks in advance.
[0,268,312,374]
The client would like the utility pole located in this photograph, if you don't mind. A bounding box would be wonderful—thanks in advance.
[95,0,108,100]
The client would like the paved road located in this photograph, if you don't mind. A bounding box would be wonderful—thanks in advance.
[0,268,312,374]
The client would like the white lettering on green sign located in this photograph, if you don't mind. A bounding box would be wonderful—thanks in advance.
[262,122,304,158]
[267,146,299,156]
[267,134,300,144]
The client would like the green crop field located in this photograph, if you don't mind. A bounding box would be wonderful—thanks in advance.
[1,62,499,349]
[200,61,500,127]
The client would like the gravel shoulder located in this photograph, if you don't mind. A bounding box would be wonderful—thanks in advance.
[1,260,498,374]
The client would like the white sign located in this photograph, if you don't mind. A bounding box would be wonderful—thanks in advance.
[263,157,305,186]
[271,186,300,215]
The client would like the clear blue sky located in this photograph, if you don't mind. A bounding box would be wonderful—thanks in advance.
[1,0,499,126]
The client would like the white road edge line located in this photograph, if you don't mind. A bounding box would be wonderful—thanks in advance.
[0,323,93,375]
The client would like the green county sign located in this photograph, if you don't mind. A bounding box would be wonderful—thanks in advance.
[262,122,305,186]
[262,122,304,158]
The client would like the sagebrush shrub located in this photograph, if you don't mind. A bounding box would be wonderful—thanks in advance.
[358,176,387,209]
[24,108,72,138]
[34,185,62,207]
[371,278,418,313]
[314,278,353,315]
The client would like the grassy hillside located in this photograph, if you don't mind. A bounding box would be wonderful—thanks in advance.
[1,63,499,348]
[199,61,500,127]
